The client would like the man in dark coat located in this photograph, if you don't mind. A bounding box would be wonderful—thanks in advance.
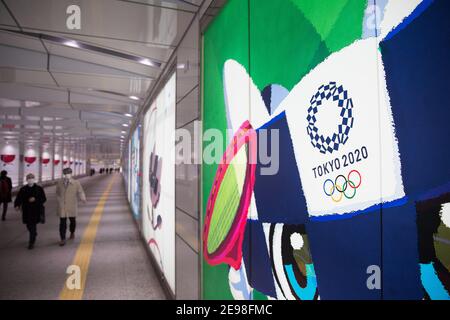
[14,173,47,249]
[0,170,13,221]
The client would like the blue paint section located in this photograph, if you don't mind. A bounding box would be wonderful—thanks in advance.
[306,212,381,299]
[417,181,450,202]
[420,263,450,300]
[254,113,308,224]
[382,202,422,299]
[242,221,277,297]
[270,84,289,114]
[309,196,408,222]
[381,0,450,200]
[379,0,449,299]
[384,0,434,41]
[284,264,317,300]
[258,110,286,130]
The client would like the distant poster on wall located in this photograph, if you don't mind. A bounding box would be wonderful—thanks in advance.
[41,146,53,181]
[54,150,62,179]
[125,140,131,202]
[130,126,141,220]
[23,144,39,183]
[1,142,19,187]
[142,73,176,293]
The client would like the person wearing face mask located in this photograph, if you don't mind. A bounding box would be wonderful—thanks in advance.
[14,173,46,249]
[0,170,13,221]
[56,168,86,246]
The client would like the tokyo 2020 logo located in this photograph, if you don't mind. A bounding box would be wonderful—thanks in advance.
[323,170,362,202]
[307,82,354,154]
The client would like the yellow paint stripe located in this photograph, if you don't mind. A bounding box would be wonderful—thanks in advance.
[59,176,116,300]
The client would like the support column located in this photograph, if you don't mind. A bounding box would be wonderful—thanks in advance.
[18,140,24,187]
[38,140,43,183]
[51,138,55,181]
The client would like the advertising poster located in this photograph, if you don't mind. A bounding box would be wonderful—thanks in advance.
[142,73,176,294]
[130,126,141,220]
[23,144,39,183]
[202,0,450,300]
[0,141,19,187]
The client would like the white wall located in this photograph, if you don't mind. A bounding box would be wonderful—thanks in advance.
[41,148,53,181]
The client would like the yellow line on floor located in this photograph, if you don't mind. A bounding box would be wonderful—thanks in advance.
[59,176,116,300]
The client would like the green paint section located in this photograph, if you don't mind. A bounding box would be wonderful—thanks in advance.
[202,0,249,300]
[253,289,269,300]
[321,0,367,52]
[289,0,350,40]
[207,157,244,254]
[290,0,366,53]
[249,0,329,92]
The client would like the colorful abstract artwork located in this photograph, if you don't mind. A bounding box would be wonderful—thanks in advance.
[131,127,141,220]
[142,73,176,294]
[202,0,450,300]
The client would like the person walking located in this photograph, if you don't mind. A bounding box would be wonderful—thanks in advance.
[14,174,46,249]
[0,170,13,221]
[56,168,86,246]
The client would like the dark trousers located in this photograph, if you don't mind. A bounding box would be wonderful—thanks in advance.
[59,217,76,240]
[1,202,8,219]
[26,223,37,245]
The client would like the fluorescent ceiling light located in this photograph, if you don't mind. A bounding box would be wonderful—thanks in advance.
[129,96,140,101]
[122,124,129,127]
[121,131,127,134]
[64,40,80,48]
[10,30,163,68]
[139,58,155,67]
[124,113,133,117]
[24,101,41,108]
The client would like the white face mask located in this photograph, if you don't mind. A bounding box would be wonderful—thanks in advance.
[64,174,72,179]
[27,179,35,186]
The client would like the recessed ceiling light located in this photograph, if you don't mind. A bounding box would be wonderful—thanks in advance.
[64,40,80,48]
[129,96,140,101]
[24,101,41,108]
[139,58,155,67]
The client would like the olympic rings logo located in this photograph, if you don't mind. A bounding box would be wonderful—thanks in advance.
[323,170,362,202]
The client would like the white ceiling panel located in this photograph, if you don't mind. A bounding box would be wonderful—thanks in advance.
[6,0,193,47]
[0,44,47,70]
[0,30,47,52]
[69,89,141,105]
[44,41,161,78]
[0,1,18,28]
[73,104,134,114]
[0,68,56,86]
[118,0,200,12]
[61,33,176,60]
[0,83,68,104]
[49,54,151,79]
